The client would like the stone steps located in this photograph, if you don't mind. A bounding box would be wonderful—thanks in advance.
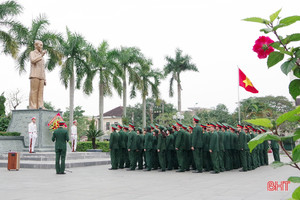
[0,152,111,169]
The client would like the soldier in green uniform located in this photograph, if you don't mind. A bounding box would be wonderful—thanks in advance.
[208,123,220,174]
[144,126,153,171]
[182,124,191,171]
[248,125,257,169]
[271,138,280,162]
[109,124,120,170]
[222,123,232,171]
[237,124,248,172]
[175,121,186,172]
[191,116,203,173]
[244,126,252,170]
[157,126,167,172]
[123,125,130,168]
[127,123,138,170]
[52,121,69,175]
[117,124,126,169]
[202,124,212,171]
[136,127,144,169]
[229,126,239,169]
[166,127,175,170]
[216,123,225,172]
[171,124,179,170]
[152,128,159,170]
[261,128,269,165]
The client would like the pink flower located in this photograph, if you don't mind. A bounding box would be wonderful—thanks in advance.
[253,36,274,59]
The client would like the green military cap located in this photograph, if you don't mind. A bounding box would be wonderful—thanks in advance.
[182,124,188,130]
[207,122,216,127]
[172,123,177,129]
[155,123,159,128]
[111,124,117,130]
[129,123,135,129]
[123,125,129,130]
[117,123,123,128]
[237,124,243,128]
[193,115,200,122]
[200,124,207,128]
[158,125,164,130]
[137,127,142,132]
[167,127,173,132]
[150,124,155,129]
[176,120,182,126]
[58,121,65,126]
[216,122,223,128]
[188,125,194,130]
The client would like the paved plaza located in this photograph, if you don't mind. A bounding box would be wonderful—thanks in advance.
[0,154,298,200]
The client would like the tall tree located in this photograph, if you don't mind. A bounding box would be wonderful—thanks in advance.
[0,0,25,58]
[17,14,62,73]
[163,48,198,112]
[114,46,141,118]
[83,41,123,131]
[60,27,88,129]
[130,58,162,128]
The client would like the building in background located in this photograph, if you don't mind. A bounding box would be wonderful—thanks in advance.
[102,106,123,134]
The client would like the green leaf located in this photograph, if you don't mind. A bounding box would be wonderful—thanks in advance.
[248,133,280,153]
[244,118,272,129]
[271,161,285,168]
[292,145,300,162]
[270,42,280,49]
[289,79,300,100]
[280,16,300,26]
[267,52,284,68]
[276,106,300,126]
[293,186,300,200]
[295,49,300,58]
[290,34,300,42]
[294,67,300,78]
[243,17,270,24]
[288,176,300,183]
[281,58,297,75]
[260,28,272,34]
[270,9,282,22]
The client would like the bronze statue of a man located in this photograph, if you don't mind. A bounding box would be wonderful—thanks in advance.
[29,40,47,109]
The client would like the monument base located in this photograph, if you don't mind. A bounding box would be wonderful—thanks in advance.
[6,109,71,153]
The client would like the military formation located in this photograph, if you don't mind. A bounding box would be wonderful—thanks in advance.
[108,116,280,173]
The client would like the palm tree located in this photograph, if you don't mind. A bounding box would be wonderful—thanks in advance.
[0,0,25,58]
[131,58,162,128]
[83,41,123,131]
[17,14,62,73]
[60,27,88,129]
[114,46,142,118]
[163,48,198,112]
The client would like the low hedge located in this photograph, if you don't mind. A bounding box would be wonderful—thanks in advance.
[0,132,21,136]
[75,141,109,152]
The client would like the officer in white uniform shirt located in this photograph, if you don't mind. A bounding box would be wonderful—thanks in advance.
[71,120,78,152]
[28,117,38,153]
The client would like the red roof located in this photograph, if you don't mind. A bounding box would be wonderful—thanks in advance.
[103,106,123,117]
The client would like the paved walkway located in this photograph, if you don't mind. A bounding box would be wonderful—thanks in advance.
[0,154,298,200]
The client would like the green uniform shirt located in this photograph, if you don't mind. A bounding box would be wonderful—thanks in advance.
[271,140,279,149]
[203,131,210,151]
[127,131,138,150]
[191,125,203,148]
[224,131,231,150]
[166,134,175,150]
[157,134,166,151]
[144,132,153,150]
[175,129,185,150]
[109,131,120,149]
[52,127,69,150]
[118,130,126,149]
[218,130,225,151]
[209,131,219,151]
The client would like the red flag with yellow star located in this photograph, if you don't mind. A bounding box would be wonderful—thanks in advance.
[239,68,259,93]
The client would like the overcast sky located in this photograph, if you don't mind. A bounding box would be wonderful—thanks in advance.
[1,0,299,116]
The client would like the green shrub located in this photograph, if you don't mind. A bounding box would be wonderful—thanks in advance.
[0,116,10,132]
[76,141,109,152]
[0,132,21,136]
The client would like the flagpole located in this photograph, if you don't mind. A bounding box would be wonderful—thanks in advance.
[238,66,241,124]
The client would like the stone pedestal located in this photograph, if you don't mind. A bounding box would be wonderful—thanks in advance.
[7,109,71,152]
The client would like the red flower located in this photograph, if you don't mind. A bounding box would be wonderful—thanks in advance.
[253,36,274,59]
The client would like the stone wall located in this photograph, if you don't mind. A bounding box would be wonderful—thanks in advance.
[0,136,25,153]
